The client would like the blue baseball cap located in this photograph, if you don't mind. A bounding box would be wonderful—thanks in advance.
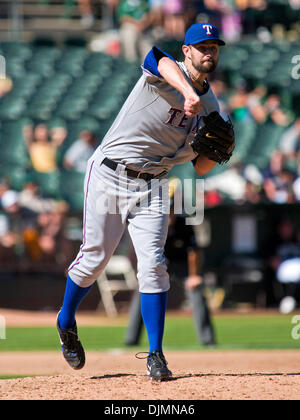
[184,23,225,46]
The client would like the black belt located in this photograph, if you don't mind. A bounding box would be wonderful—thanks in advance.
[102,157,165,181]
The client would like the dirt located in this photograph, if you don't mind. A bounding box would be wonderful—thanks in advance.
[0,309,300,400]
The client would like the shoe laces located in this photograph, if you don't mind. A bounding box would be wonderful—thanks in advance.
[136,351,167,368]
[135,352,149,360]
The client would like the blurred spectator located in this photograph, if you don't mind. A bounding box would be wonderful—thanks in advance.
[36,207,72,270]
[264,94,289,127]
[163,0,186,40]
[0,179,10,202]
[111,0,154,62]
[265,219,300,313]
[279,118,300,159]
[262,218,294,307]
[201,0,242,42]
[0,77,13,98]
[262,149,283,177]
[204,164,246,202]
[229,87,290,127]
[263,170,296,204]
[262,150,296,204]
[148,0,164,38]
[235,0,266,10]
[63,130,97,172]
[246,85,268,125]
[183,0,200,28]
[243,180,263,204]
[0,189,37,266]
[77,0,95,28]
[221,0,242,42]
[1,190,19,216]
[50,124,68,148]
[241,163,264,203]
[228,81,252,122]
[292,173,300,202]
[24,123,66,173]
[289,0,300,9]
[0,207,19,267]
[18,181,67,214]
[201,0,227,28]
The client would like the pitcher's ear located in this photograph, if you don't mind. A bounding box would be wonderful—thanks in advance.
[182,44,190,58]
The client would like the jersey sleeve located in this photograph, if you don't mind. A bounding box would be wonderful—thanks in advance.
[142,46,177,81]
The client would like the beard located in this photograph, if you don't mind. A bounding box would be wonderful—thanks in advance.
[192,57,218,74]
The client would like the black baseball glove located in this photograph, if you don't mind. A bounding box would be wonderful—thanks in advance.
[190,111,235,164]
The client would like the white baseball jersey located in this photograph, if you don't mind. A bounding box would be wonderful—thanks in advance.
[95,46,220,174]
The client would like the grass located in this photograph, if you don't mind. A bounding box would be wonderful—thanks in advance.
[0,314,299,352]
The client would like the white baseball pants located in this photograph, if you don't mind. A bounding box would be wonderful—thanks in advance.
[68,157,170,293]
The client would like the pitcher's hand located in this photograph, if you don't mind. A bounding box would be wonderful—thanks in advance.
[184,92,202,117]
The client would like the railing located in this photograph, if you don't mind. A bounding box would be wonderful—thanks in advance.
[0,0,108,41]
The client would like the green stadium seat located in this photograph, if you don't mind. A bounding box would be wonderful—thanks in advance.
[55,98,89,120]
[31,45,61,59]
[217,55,243,72]
[0,97,27,120]
[245,54,277,71]
[29,170,62,199]
[0,140,30,167]
[10,78,40,101]
[56,47,89,77]
[236,38,264,54]
[85,53,114,73]
[264,70,292,89]
[220,46,249,61]
[0,165,28,190]
[26,105,56,121]
[261,47,280,60]
[270,39,293,53]
[5,61,26,79]
[240,64,268,85]
[244,122,286,168]
[60,170,85,212]
[231,119,257,163]
[0,42,33,61]
[26,60,56,77]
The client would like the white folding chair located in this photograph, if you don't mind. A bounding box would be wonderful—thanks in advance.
[96,255,138,317]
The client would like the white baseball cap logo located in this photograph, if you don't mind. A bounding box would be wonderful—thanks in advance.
[203,24,213,35]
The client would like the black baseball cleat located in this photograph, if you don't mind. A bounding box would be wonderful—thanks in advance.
[57,316,85,370]
[147,350,172,382]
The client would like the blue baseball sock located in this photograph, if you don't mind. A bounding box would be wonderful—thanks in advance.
[58,275,92,329]
[140,292,168,354]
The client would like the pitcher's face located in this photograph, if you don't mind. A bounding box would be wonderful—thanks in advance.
[184,40,220,74]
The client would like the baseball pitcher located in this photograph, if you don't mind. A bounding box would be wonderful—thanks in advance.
[57,22,235,381]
